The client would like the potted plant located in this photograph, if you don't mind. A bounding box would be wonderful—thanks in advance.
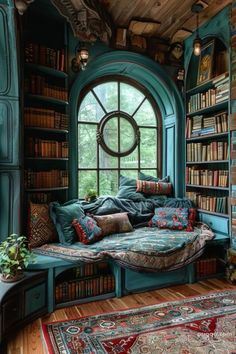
[0,234,35,282]
[84,188,97,202]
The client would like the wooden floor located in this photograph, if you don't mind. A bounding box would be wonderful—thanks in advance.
[6,278,236,354]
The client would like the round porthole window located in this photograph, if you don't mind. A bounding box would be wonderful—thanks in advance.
[97,111,140,157]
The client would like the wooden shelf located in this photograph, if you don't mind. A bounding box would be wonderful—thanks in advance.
[55,292,116,309]
[25,186,68,192]
[197,208,229,218]
[187,101,228,117]
[186,72,229,95]
[25,63,68,78]
[186,184,229,190]
[186,132,228,142]
[26,94,68,105]
[186,160,229,165]
[25,157,68,161]
[25,127,68,134]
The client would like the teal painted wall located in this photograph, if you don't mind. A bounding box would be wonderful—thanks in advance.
[69,45,185,199]
[0,0,21,241]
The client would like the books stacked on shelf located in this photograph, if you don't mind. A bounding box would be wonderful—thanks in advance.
[24,107,68,130]
[186,191,228,214]
[186,167,228,187]
[55,274,115,304]
[24,169,68,188]
[186,141,228,162]
[26,138,68,158]
[187,88,216,113]
[25,42,65,71]
[55,263,115,304]
[213,73,229,103]
[186,112,228,138]
[195,257,217,277]
[25,74,68,101]
[26,192,53,204]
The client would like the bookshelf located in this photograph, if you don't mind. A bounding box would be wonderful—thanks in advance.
[185,39,230,217]
[23,14,69,206]
[55,262,115,308]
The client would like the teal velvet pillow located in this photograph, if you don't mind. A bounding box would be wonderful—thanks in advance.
[50,200,84,244]
[116,175,146,201]
[149,207,189,230]
[138,172,169,182]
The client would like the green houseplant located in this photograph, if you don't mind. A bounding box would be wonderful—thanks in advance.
[84,188,97,202]
[0,234,35,282]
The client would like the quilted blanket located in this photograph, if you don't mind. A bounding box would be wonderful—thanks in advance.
[33,222,214,272]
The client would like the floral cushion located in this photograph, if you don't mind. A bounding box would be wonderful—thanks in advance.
[72,216,102,244]
[93,212,133,236]
[28,202,57,248]
[136,180,172,195]
[149,207,190,230]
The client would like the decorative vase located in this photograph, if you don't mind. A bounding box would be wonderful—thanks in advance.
[0,272,25,283]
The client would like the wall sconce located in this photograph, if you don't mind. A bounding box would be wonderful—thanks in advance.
[191,3,204,56]
[71,45,89,72]
[15,0,34,15]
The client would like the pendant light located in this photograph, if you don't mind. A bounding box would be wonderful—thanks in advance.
[191,3,204,56]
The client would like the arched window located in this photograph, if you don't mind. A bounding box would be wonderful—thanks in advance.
[77,77,162,198]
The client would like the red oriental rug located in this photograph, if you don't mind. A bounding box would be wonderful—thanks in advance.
[42,290,236,354]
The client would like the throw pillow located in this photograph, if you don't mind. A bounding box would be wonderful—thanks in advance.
[72,216,102,244]
[93,212,133,236]
[136,180,172,195]
[49,200,85,244]
[116,175,146,201]
[138,172,169,182]
[149,207,189,230]
[28,202,57,248]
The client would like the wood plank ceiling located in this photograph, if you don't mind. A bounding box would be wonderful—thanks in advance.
[70,0,232,43]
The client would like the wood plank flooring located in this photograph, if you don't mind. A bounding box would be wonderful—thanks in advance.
[6,278,236,354]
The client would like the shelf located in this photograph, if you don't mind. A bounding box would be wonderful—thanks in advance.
[25,127,68,134]
[187,101,228,117]
[186,184,229,190]
[186,160,229,165]
[197,208,229,218]
[186,132,228,142]
[26,94,68,105]
[186,72,229,96]
[26,157,68,161]
[55,292,116,309]
[25,63,68,79]
[25,186,68,192]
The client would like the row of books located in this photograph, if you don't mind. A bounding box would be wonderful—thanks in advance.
[195,258,217,277]
[55,275,115,303]
[26,138,68,158]
[25,75,68,101]
[57,262,111,281]
[186,112,228,138]
[26,192,53,204]
[186,167,228,187]
[25,42,65,72]
[186,141,228,162]
[186,192,228,214]
[24,107,68,130]
[214,76,229,103]
[24,169,68,188]
[187,86,228,113]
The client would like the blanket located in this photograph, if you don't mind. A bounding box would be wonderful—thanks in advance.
[33,223,214,272]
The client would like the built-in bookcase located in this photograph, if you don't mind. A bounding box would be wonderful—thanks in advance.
[23,14,69,206]
[185,39,229,218]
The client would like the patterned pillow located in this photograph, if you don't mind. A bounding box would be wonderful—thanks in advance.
[72,216,102,244]
[116,175,146,201]
[149,207,189,230]
[28,202,57,248]
[136,180,172,195]
[188,208,197,229]
[93,212,133,236]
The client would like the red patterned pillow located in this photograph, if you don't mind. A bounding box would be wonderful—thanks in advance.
[187,208,197,231]
[72,216,103,244]
[28,202,57,248]
[136,180,172,195]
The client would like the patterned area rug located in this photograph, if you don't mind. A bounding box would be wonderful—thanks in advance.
[42,290,236,354]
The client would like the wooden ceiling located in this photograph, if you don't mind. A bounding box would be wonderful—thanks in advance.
[52,0,232,44]
[97,0,232,42]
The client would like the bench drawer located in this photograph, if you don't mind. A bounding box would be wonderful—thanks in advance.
[24,283,46,316]
[199,213,229,235]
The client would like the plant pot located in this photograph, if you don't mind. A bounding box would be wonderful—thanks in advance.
[0,272,25,283]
